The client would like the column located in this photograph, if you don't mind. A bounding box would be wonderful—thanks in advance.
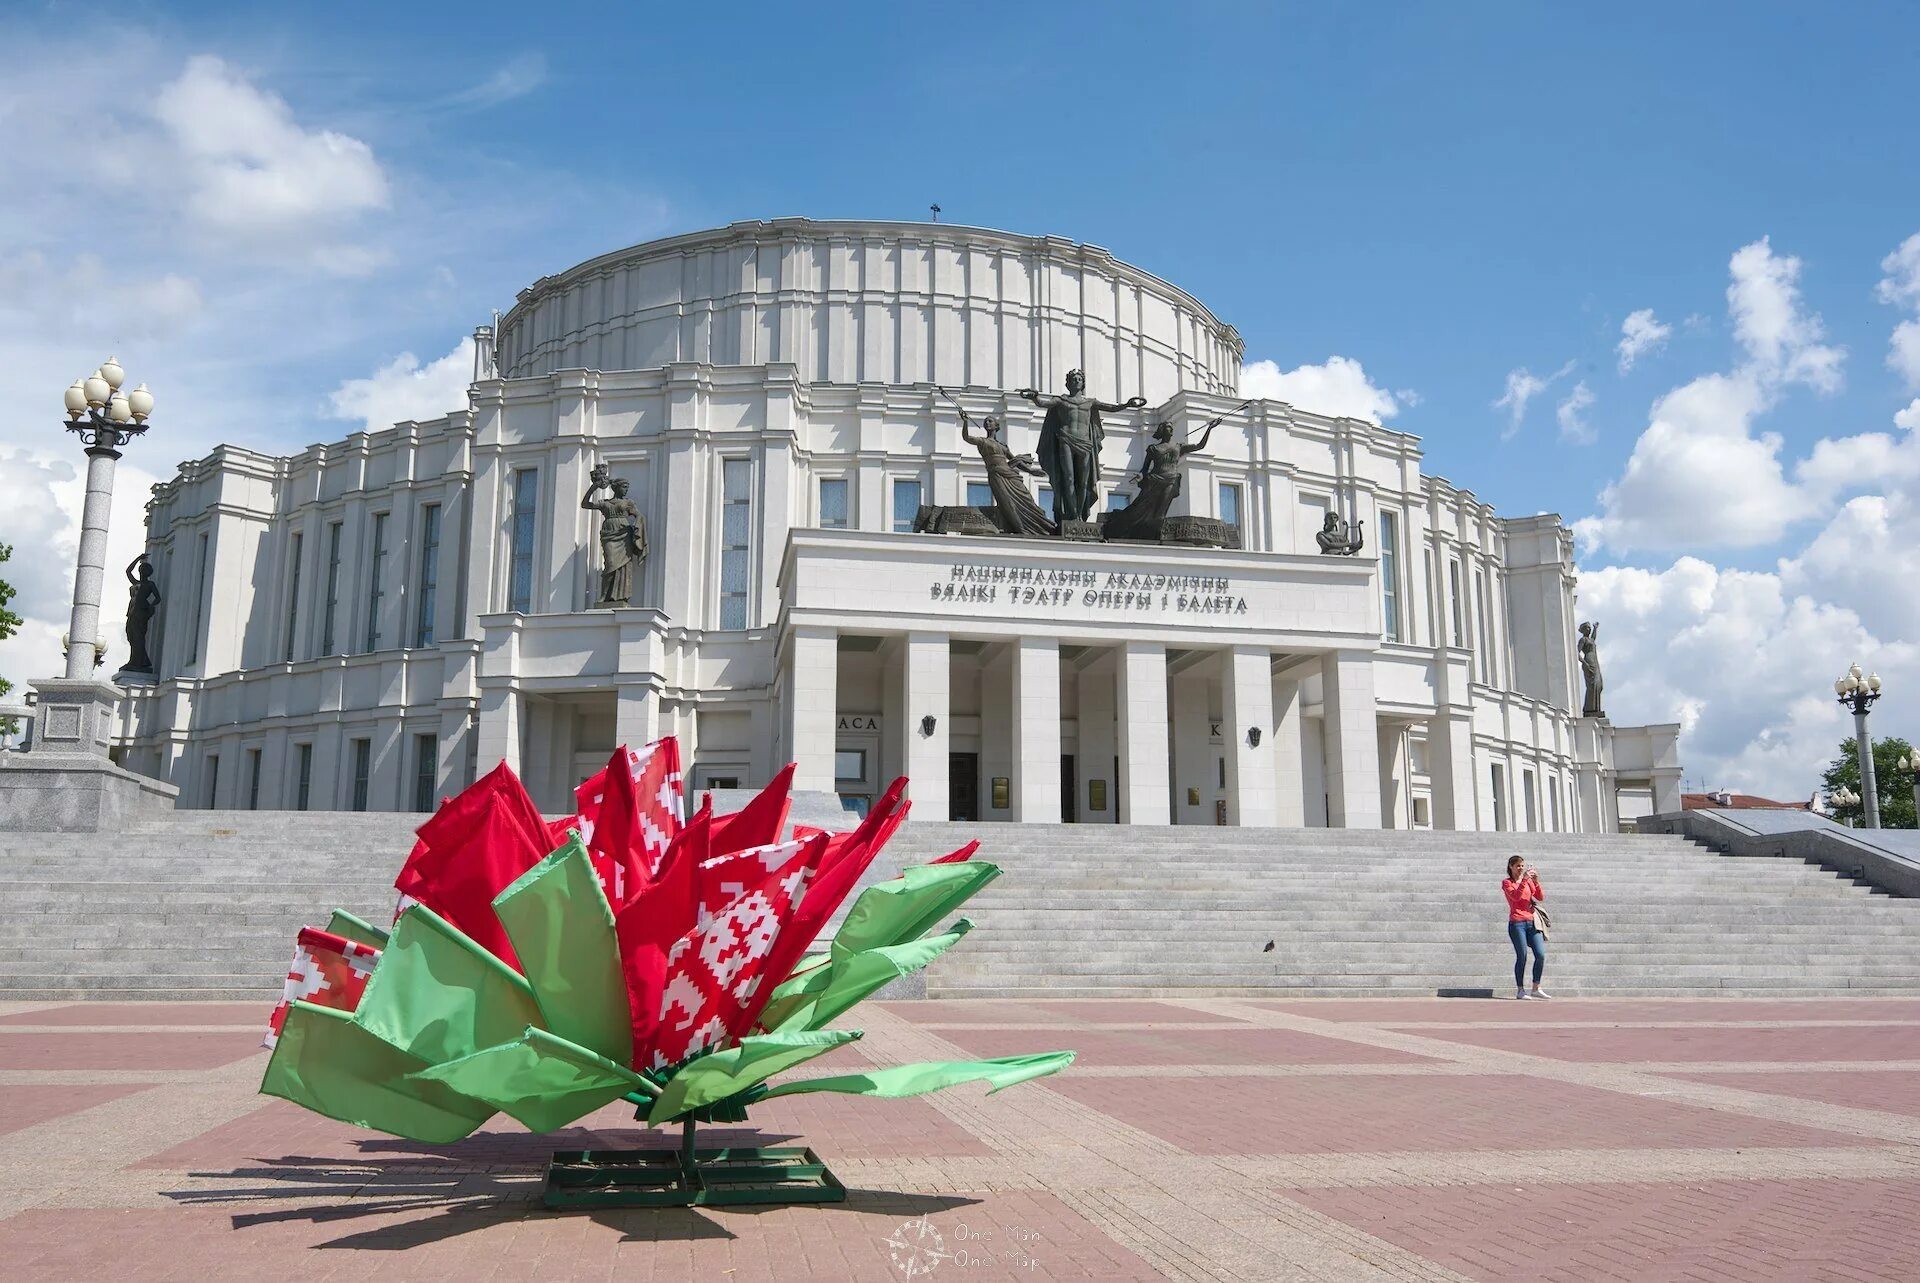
[1320,649,1383,828]
[784,626,838,793]
[1117,641,1169,825]
[1169,668,1211,824]
[1429,651,1479,830]
[616,682,661,754]
[1010,637,1060,822]
[1270,674,1306,827]
[898,632,950,818]
[1223,645,1277,827]
[1076,654,1118,821]
[475,685,522,777]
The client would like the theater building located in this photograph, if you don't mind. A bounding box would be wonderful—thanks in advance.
[111,218,1680,829]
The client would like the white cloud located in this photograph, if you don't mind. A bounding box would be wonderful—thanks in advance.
[1897,399,1920,432]
[440,53,549,111]
[152,55,390,273]
[1616,308,1672,373]
[1493,361,1574,439]
[1879,233,1920,388]
[1576,238,1847,554]
[326,338,475,432]
[1556,381,1596,445]
[1240,355,1402,423]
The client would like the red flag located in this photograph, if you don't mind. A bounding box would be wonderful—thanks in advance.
[709,762,795,856]
[393,761,554,970]
[265,927,379,1047]
[931,840,981,864]
[647,832,828,1068]
[613,803,710,1067]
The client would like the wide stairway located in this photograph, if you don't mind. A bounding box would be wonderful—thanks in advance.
[3,812,1917,1000]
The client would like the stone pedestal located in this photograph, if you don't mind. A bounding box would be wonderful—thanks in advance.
[0,677,180,831]
[27,678,122,757]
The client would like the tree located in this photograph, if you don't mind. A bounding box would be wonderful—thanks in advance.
[1822,735,1918,830]
[0,542,19,737]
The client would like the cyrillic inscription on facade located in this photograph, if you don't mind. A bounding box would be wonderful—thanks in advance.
[930,561,1248,616]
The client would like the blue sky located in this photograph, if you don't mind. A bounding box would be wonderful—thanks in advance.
[3,2,1917,799]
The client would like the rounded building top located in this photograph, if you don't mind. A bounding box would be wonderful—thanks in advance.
[494,218,1243,403]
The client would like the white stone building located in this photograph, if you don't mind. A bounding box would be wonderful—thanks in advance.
[112,218,1680,829]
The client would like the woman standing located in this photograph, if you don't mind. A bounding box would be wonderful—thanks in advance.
[1503,856,1549,1000]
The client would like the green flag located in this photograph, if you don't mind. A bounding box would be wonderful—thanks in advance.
[647,1030,861,1125]
[324,909,390,950]
[760,924,972,1034]
[413,1025,653,1133]
[829,862,1000,960]
[353,904,544,1065]
[261,1001,494,1143]
[759,1051,1075,1102]
[492,837,632,1065]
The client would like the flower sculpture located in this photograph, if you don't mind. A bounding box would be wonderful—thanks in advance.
[259,738,1072,1206]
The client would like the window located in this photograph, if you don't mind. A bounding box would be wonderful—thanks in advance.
[965,481,992,509]
[284,532,303,662]
[322,521,344,655]
[1491,763,1507,832]
[1448,559,1464,648]
[415,504,441,647]
[1409,737,1431,776]
[1476,569,1497,684]
[1037,487,1054,524]
[891,478,922,533]
[185,531,209,664]
[720,459,753,629]
[818,478,848,529]
[413,733,438,813]
[1218,482,1242,530]
[245,748,262,811]
[508,469,538,613]
[834,749,867,781]
[294,743,313,812]
[1412,795,1431,827]
[349,737,372,812]
[1107,492,1127,512]
[1379,511,1401,641]
[364,512,389,652]
[1549,776,1562,832]
[1523,769,1539,831]
[204,753,219,808]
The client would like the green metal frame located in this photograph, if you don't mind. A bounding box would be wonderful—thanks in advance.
[543,1119,846,1208]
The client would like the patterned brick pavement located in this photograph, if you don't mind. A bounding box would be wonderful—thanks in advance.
[3,995,1919,1281]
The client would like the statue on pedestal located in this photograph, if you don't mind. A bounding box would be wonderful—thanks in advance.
[1578,620,1606,719]
[1315,510,1366,556]
[1016,370,1146,525]
[1104,401,1250,543]
[581,465,647,607]
[944,388,1056,537]
[122,554,161,674]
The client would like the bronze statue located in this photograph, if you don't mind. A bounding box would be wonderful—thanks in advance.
[1578,620,1605,718]
[1315,509,1365,556]
[581,465,647,607]
[122,554,161,673]
[944,388,1056,537]
[1016,370,1146,525]
[1104,408,1241,541]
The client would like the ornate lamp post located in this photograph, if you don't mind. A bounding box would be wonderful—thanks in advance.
[1899,752,1919,828]
[1834,663,1882,829]
[1830,784,1861,826]
[60,358,153,679]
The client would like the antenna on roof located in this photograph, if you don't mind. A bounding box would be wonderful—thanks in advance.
[930,204,941,223]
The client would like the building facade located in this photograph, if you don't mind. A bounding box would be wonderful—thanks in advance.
[112,218,1680,829]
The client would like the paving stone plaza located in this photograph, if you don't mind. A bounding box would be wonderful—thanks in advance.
[5,995,1919,1280]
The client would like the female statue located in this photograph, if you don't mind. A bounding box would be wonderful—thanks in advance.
[123,554,162,673]
[1103,413,1228,542]
[581,466,647,606]
[947,390,1057,537]
[1578,620,1605,718]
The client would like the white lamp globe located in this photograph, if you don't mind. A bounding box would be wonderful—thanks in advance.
[83,369,109,407]
[99,356,125,390]
[107,392,132,423]
[1835,677,1850,695]
[64,380,88,416]
[1868,672,1882,693]
[127,383,153,420]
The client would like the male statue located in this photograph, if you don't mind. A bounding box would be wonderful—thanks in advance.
[581,465,648,607]
[1016,370,1147,525]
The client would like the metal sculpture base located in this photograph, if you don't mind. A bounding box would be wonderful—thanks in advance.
[544,1121,846,1209]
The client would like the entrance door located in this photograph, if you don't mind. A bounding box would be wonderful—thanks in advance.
[948,753,979,822]
[1060,754,1077,823]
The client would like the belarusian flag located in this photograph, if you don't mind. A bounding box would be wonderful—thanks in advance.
[709,762,795,855]
[265,927,380,1047]
[575,740,684,908]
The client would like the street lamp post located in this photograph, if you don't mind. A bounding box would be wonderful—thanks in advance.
[1900,752,1919,828]
[1834,663,1883,830]
[60,358,153,679]
[1830,784,1861,827]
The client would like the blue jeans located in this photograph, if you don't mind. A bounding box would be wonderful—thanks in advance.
[1508,920,1545,988]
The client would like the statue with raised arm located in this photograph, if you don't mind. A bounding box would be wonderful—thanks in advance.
[1578,620,1605,719]
[581,464,648,607]
[1016,369,1147,526]
[943,388,1056,537]
[1104,406,1246,541]
[123,553,162,673]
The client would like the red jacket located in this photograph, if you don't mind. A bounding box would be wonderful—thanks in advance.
[1502,875,1544,924]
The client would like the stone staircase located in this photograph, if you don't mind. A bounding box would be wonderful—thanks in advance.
[3,812,1918,1000]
